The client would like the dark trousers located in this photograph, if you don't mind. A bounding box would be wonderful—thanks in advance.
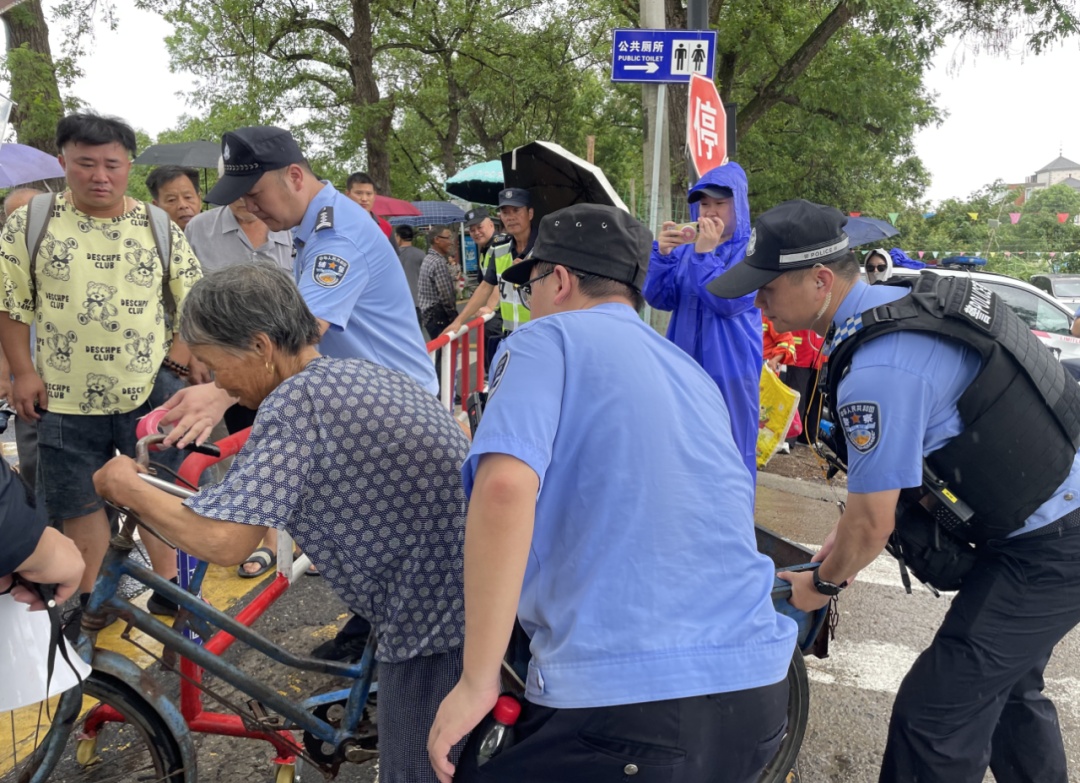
[784,365,821,445]
[879,523,1080,783]
[425,312,455,388]
[454,679,788,783]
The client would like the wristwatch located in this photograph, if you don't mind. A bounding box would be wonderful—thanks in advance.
[812,569,848,596]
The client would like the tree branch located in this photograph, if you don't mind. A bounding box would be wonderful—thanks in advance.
[737,1,859,133]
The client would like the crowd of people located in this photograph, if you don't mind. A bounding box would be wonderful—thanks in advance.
[1,108,1079,783]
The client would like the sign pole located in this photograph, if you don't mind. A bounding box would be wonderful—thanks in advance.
[643,83,667,327]
[647,83,667,238]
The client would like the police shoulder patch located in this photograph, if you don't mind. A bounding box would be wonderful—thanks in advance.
[314,206,334,232]
[838,401,881,454]
[313,254,349,287]
[488,350,510,398]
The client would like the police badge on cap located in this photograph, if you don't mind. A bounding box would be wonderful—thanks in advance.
[498,188,531,208]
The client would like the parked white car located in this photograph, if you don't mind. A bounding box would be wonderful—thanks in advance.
[882,265,1080,362]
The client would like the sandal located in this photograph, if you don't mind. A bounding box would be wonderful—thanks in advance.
[238,546,276,578]
[305,563,320,577]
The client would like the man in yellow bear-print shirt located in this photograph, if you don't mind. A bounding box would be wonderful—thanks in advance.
[0,112,203,630]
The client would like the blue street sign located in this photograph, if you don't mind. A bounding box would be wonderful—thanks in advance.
[610,28,718,84]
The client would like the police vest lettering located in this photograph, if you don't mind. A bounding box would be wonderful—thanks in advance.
[825,272,1080,542]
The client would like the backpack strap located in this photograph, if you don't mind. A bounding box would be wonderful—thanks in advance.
[144,202,176,327]
[24,192,58,272]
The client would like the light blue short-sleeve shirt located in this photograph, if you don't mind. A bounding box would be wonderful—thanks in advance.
[834,280,1080,536]
[463,303,797,709]
[293,185,437,395]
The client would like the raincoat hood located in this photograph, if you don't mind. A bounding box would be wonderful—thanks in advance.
[687,162,751,253]
[865,247,892,283]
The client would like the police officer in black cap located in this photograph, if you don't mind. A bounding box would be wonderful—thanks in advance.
[428,204,797,783]
[441,189,536,352]
[710,199,1080,783]
[444,208,504,369]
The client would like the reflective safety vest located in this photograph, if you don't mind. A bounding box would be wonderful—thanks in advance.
[825,272,1080,541]
[490,234,531,332]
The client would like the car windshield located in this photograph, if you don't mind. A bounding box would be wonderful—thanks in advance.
[1052,280,1080,297]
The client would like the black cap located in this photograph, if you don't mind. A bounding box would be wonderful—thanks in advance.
[206,126,307,205]
[464,208,489,228]
[498,188,531,208]
[688,185,733,203]
[501,204,651,291]
[707,200,849,298]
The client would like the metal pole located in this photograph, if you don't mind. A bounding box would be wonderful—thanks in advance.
[687,0,709,30]
[648,83,667,238]
[643,82,667,327]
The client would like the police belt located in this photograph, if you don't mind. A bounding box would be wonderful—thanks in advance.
[1013,505,1080,540]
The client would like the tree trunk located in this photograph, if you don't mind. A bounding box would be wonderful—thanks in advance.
[2,0,64,153]
[349,0,391,194]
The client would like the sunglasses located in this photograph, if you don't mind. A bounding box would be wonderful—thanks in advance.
[867,264,887,272]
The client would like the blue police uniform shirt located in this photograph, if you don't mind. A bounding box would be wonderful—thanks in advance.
[292,184,438,395]
[186,357,468,662]
[462,303,797,709]
[833,279,1080,536]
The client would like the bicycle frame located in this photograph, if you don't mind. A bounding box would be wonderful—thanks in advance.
[74,436,381,776]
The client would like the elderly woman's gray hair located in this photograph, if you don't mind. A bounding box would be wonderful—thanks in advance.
[179,261,321,354]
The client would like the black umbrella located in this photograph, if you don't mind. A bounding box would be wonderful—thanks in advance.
[134,141,221,169]
[501,141,628,220]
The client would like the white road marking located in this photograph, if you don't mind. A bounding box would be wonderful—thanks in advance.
[806,640,920,694]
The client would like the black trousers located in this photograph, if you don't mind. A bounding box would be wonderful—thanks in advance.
[879,522,1080,783]
[425,312,455,387]
[454,679,788,783]
[783,365,821,445]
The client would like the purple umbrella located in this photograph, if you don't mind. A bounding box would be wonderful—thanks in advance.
[0,143,64,188]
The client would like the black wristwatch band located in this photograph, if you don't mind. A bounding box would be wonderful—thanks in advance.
[812,569,847,596]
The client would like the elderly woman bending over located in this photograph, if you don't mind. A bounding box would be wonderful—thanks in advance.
[95,262,467,783]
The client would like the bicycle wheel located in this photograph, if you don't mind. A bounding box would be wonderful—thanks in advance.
[0,679,82,783]
[757,651,809,783]
[1,672,185,783]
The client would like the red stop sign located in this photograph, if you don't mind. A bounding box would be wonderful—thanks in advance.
[687,73,727,178]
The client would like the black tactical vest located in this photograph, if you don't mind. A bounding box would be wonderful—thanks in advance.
[825,272,1080,541]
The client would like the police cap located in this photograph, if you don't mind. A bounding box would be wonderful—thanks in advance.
[498,188,532,208]
[708,199,849,298]
[207,126,307,205]
[464,208,490,228]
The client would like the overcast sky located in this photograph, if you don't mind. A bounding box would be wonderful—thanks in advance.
[20,2,1080,207]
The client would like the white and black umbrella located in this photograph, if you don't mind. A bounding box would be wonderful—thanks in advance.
[501,141,628,220]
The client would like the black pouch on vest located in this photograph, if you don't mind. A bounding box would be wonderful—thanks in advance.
[885,491,978,593]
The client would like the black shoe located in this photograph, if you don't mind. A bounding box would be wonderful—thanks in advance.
[310,631,370,662]
[146,577,180,617]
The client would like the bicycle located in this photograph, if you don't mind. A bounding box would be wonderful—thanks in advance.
[2,431,833,783]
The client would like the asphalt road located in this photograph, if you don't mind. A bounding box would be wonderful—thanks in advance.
[755,472,1080,783]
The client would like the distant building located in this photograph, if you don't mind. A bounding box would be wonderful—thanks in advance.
[1024,155,1080,200]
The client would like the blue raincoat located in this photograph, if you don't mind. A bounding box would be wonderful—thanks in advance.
[642,162,762,477]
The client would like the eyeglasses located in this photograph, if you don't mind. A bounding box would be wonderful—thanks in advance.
[867,264,887,272]
[518,269,555,309]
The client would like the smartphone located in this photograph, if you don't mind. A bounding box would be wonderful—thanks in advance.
[674,221,698,242]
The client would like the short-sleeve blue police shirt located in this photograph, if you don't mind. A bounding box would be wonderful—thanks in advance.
[292,185,438,395]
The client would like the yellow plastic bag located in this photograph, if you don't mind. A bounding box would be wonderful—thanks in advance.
[757,365,800,469]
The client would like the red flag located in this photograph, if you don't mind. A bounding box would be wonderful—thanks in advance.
[917,251,925,259]
[1058,213,1070,223]
[1009,212,1021,224]
[849,212,861,217]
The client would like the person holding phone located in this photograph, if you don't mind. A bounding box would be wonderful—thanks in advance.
[643,162,762,477]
